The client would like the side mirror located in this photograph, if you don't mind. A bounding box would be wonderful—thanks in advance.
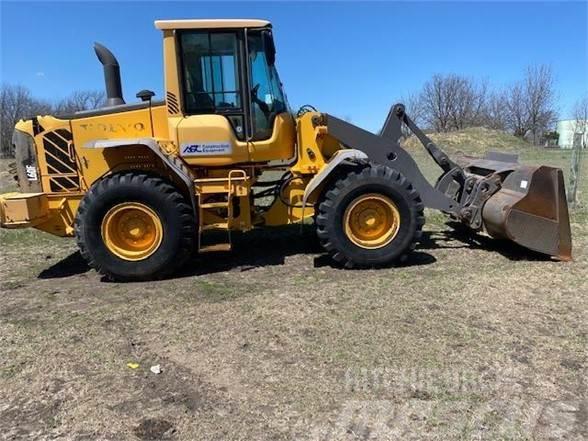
[261,29,276,66]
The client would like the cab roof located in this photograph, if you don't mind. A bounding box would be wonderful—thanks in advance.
[154,19,271,30]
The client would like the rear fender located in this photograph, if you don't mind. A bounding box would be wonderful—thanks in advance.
[84,138,196,212]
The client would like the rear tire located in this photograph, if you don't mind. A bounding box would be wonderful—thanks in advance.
[316,164,424,268]
[75,172,195,281]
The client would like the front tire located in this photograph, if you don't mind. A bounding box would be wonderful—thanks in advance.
[315,164,424,268]
[75,172,195,281]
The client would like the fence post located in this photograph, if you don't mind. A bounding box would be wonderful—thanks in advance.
[567,132,584,208]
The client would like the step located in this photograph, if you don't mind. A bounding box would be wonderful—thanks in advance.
[196,184,230,194]
[200,201,229,209]
[194,176,250,196]
[201,222,229,231]
[199,243,232,253]
[194,176,247,183]
[196,184,248,196]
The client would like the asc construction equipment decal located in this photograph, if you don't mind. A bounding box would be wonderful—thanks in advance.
[181,142,232,156]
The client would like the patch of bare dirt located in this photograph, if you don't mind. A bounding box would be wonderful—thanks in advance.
[0,220,586,440]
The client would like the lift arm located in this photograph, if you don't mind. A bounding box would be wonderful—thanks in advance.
[313,110,462,214]
[381,104,465,182]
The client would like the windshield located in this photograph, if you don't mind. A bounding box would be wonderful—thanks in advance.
[247,31,289,140]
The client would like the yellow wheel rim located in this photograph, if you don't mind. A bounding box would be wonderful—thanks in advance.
[343,193,400,249]
[101,202,163,261]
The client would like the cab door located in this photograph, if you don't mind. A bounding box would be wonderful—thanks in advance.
[175,30,249,166]
[246,30,295,163]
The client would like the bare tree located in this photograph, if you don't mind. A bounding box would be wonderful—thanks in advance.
[0,84,52,157]
[403,92,424,125]
[448,78,487,130]
[504,82,528,137]
[420,74,487,132]
[54,90,105,114]
[572,97,588,146]
[421,74,452,132]
[398,92,425,138]
[567,96,588,207]
[524,65,557,144]
[483,89,509,130]
[505,65,557,143]
[0,87,106,157]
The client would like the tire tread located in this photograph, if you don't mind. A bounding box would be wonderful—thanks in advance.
[75,172,194,281]
[315,164,425,268]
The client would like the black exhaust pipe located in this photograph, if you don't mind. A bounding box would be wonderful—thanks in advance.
[94,42,125,106]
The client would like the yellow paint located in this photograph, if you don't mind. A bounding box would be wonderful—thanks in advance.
[35,195,81,237]
[101,202,163,261]
[70,106,167,186]
[0,191,81,236]
[0,192,49,226]
[343,194,400,249]
[195,170,253,231]
[290,112,340,175]
[162,29,183,119]
[248,113,296,163]
[262,174,314,225]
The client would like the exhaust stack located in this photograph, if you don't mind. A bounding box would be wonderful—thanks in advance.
[93,42,125,106]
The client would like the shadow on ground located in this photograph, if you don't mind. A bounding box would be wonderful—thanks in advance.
[174,224,441,277]
[37,222,549,281]
[38,251,90,279]
[420,221,553,262]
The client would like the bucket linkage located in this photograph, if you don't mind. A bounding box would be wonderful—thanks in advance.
[382,104,572,260]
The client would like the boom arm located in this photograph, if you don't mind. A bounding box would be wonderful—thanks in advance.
[382,104,464,182]
[313,108,463,214]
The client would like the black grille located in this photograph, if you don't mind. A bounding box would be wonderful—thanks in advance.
[42,129,80,192]
[50,176,81,192]
[167,91,179,114]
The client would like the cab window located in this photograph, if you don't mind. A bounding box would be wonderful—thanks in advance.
[180,31,245,138]
[247,32,288,140]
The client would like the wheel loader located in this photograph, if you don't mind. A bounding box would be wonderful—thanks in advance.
[0,19,572,281]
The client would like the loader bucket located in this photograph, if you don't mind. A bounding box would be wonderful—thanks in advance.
[477,163,572,260]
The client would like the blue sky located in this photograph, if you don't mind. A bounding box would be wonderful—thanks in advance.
[1,1,587,131]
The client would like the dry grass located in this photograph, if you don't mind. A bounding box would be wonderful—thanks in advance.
[402,127,530,155]
[0,133,586,440]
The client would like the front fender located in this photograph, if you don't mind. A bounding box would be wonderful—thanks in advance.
[302,149,368,207]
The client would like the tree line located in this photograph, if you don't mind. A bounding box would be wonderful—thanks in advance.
[0,65,573,158]
[0,85,105,157]
[402,64,558,145]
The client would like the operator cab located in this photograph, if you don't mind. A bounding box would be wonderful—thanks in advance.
[155,19,295,165]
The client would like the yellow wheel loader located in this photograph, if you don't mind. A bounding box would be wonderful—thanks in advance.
[0,19,572,281]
